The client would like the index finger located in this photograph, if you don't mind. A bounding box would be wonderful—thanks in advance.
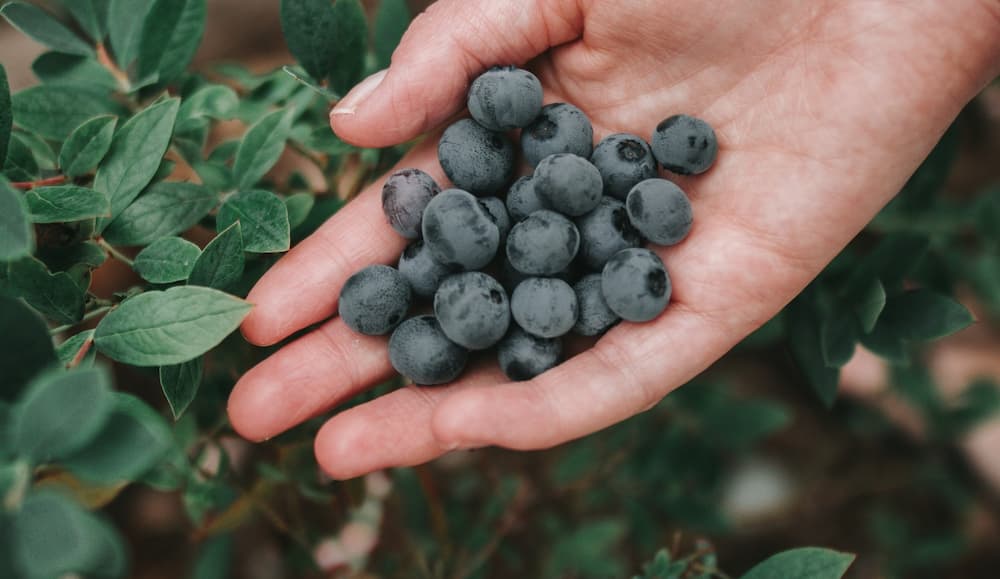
[241,140,443,347]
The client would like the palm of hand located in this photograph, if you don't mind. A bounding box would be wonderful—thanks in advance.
[228,0,999,478]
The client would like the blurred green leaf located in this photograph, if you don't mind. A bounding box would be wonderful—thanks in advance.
[31,52,118,90]
[25,186,110,223]
[284,192,315,230]
[136,0,206,85]
[11,84,120,141]
[879,289,973,341]
[0,64,10,167]
[108,0,155,68]
[843,234,930,298]
[57,0,111,42]
[853,278,886,334]
[788,295,840,407]
[280,0,367,93]
[56,329,97,368]
[4,257,86,324]
[11,366,113,462]
[545,520,627,578]
[740,547,854,579]
[820,312,856,368]
[703,399,791,448]
[2,135,37,181]
[374,0,410,69]
[1,2,94,57]
[217,190,290,253]
[94,285,251,366]
[38,240,106,272]
[859,317,910,364]
[15,130,57,170]
[232,108,293,190]
[103,181,216,245]
[62,392,172,483]
[134,236,201,283]
[0,296,56,401]
[191,534,234,579]
[177,84,239,132]
[59,115,117,178]
[160,356,202,420]
[0,176,33,261]
[93,97,180,225]
[189,221,244,289]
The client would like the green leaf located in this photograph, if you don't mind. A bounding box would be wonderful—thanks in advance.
[374,0,410,69]
[2,133,38,181]
[327,0,367,94]
[136,0,206,85]
[192,534,234,579]
[4,257,87,324]
[160,356,202,419]
[740,547,854,579]
[57,0,111,42]
[133,236,201,283]
[11,490,121,578]
[0,295,57,401]
[38,240,106,272]
[61,392,172,483]
[103,181,217,245]
[94,285,252,366]
[859,318,910,364]
[703,399,791,448]
[820,313,857,368]
[56,329,97,368]
[217,190,290,253]
[853,278,886,334]
[31,51,118,90]
[15,130,57,171]
[11,84,120,141]
[843,234,930,298]
[285,192,315,229]
[545,520,627,579]
[232,108,293,190]
[0,176,33,261]
[0,64,11,167]
[25,185,110,223]
[11,366,113,462]
[788,295,840,407]
[59,115,117,178]
[280,0,367,94]
[1,2,94,57]
[878,289,974,341]
[93,97,180,225]
[177,84,239,132]
[108,0,155,68]
[188,221,244,289]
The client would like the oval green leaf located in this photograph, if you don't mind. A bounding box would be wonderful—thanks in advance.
[740,547,855,579]
[0,64,10,166]
[11,84,121,141]
[11,366,113,462]
[25,185,110,223]
[59,115,117,178]
[102,181,217,245]
[217,190,290,253]
[57,0,110,42]
[11,490,115,577]
[133,236,201,283]
[878,289,975,342]
[32,51,119,90]
[0,295,57,401]
[5,256,87,324]
[107,0,154,68]
[94,285,252,366]
[1,2,94,57]
[374,0,410,69]
[160,356,202,419]
[0,176,33,261]
[137,0,206,85]
[188,221,244,289]
[232,108,292,191]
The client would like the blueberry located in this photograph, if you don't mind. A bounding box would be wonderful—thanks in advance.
[339,265,412,335]
[497,327,562,381]
[575,197,642,269]
[478,196,512,243]
[388,315,468,385]
[626,178,693,246]
[510,277,579,338]
[573,273,620,336]
[467,66,543,131]
[398,240,457,298]
[601,248,671,322]
[533,154,603,216]
[590,133,658,200]
[434,272,510,350]
[506,210,580,275]
[505,176,546,222]
[422,189,500,270]
[438,119,514,195]
[521,103,594,167]
[650,114,718,175]
[381,168,441,238]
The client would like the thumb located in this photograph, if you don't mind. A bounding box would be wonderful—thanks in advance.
[329,0,583,148]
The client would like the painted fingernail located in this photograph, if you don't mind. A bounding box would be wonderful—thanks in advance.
[331,69,388,117]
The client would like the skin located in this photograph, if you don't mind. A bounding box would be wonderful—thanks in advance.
[227,0,1000,479]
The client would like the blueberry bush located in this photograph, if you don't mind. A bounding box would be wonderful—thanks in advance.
[1,1,998,577]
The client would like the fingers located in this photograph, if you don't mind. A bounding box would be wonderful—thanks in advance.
[228,317,394,441]
[329,0,583,148]
[314,364,506,480]
[240,141,442,347]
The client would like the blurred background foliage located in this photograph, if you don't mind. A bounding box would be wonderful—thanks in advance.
[1,1,999,578]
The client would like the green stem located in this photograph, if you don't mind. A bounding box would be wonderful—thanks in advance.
[97,238,134,267]
[49,305,113,335]
[2,460,31,511]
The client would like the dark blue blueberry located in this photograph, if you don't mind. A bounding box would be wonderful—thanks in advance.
[601,248,671,322]
[339,265,411,335]
[388,315,468,385]
[467,66,543,131]
[573,273,619,336]
[497,327,562,381]
[398,240,458,298]
[510,277,579,338]
[575,197,642,269]
[506,210,580,275]
[590,133,658,200]
[381,168,440,238]
[521,103,593,167]
[422,189,500,270]
[533,153,603,216]
[438,119,514,195]
[626,178,692,246]
[650,114,718,175]
[434,272,510,350]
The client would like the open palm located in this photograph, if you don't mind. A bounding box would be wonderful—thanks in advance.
[228,0,1000,478]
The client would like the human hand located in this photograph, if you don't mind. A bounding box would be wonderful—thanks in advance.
[228,0,1000,478]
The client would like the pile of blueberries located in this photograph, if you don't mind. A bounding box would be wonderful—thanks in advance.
[338,66,717,385]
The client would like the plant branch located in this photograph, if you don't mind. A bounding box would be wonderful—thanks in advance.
[96,238,134,267]
[11,175,68,190]
[49,305,113,336]
[96,43,130,92]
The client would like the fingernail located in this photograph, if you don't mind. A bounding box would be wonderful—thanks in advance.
[331,69,387,117]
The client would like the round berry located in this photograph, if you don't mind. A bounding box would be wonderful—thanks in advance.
[422,189,500,270]
[506,210,580,275]
[626,179,693,246]
[511,277,579,338]
[601,248,671,322]
[467,66,543,131]
[388,316,468,385]
[505,176,546,222]
[575,197,642,269]
[381,168,440,238]
[398,240,457,298]
[521,103,594,167]
[590,133,658,200]
[339,265,411,335]
[533,153,603,217]
[434,272,510,350]
[438,119,514,195]
[478,196,512,243]
[497,327,562,381]
[573,273,619,336]
[650,114,718,175]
